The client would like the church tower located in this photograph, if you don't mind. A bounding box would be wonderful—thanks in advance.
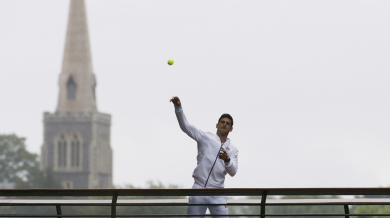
[40,0,113,189]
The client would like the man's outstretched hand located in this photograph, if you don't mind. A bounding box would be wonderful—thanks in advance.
[170,96,181,107]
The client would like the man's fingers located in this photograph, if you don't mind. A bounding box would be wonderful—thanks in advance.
[170,97,178,103]
[219,152,227,158]
[218,154,228,161]
[169,96,181,106]
[219,148,229,161]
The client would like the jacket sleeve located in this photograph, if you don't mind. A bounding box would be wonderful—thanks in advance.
[224,147,238,177]
[175,105,204,141]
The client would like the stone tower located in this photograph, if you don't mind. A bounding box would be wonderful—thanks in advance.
[40,0,113,189]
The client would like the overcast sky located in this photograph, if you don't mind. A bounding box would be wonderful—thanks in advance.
[1,0,390,189]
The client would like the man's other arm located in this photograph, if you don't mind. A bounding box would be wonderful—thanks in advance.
[225,147,238,177]
[170,96,204,141]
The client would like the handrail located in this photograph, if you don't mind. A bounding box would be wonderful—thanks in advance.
[1,188,390,217]
[2,187,390,196]
[2,198,390,206]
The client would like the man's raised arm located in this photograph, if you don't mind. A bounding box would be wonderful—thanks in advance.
[170,96,204,141]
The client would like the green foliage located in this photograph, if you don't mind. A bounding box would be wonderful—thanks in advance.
[352,205,390,218]
[267,195,344,218]
[349,194,390,218]
[0,133,61,188]
[352,205,380,218]
[115,180,184,194]
[232,195,345,218]
[15,166,62,189]
[0,134,37,184]
[0,134,61,216]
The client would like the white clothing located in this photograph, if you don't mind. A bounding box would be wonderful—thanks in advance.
[187,182,229,218]
[174,105,239,188]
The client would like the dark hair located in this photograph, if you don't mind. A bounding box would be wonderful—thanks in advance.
[218,114,233,126]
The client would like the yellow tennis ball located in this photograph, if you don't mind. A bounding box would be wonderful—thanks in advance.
[168,59,174,65]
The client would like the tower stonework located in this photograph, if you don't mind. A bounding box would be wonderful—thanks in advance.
[40,0,113,189]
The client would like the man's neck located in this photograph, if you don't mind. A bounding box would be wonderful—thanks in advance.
[217,133,228,143]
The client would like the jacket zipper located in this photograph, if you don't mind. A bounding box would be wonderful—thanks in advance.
[204,140,226,187]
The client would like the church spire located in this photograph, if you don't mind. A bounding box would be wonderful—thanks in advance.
[56,0,97,113]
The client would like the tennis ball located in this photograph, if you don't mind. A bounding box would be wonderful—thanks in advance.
[168,59,174,65]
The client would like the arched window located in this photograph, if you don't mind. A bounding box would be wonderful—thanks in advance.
[67,75,77,100]
[92,81,96,100]
[58,134,67,167]
[71,134,80,167]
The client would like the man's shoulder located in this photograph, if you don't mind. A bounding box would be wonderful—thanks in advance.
[203,131,216,138]
[198,132,221,141]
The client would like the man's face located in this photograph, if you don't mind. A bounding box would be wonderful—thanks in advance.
[216,117,233,136]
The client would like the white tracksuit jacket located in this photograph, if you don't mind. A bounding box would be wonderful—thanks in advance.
[175,105,238,188]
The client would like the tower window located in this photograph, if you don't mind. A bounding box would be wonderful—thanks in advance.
[71,134,80,167]
[58,135,67,167]
[67,75,77,100]
[92,81,96,100]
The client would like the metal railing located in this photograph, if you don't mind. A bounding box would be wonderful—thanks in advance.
[1,188,390,217]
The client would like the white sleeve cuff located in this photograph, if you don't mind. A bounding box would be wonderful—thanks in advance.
[224,160,233,167]
[174,105,183,112]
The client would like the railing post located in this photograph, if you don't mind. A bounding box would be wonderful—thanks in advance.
[56,205,62,218]
[111,192,118,218]
[344,204,349,218]
[261,191,267,218]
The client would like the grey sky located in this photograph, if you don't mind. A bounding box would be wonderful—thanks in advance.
[1,0,390,188]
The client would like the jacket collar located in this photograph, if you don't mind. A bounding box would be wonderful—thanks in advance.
[215,134,230,146]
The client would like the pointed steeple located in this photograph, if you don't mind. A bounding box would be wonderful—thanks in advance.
[56,0,97,113]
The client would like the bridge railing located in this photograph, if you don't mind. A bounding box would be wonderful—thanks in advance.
[1,188,390,217]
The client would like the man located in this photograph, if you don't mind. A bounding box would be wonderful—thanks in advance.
[170,96,238,218]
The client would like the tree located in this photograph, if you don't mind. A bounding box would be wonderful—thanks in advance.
[0,134,61,188]
[0,134,60,216]
[0,134,38,184]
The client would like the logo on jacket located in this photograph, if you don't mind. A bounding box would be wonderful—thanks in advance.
[226,147,230,150]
